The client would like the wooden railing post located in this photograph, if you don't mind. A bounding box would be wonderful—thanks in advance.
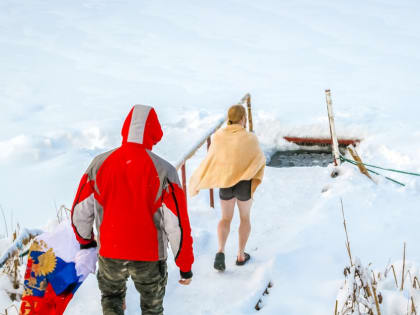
[325,89,341,166]
[246,95,253,132]
[241,93,253,132]
[181,163,187,207]
[207,137,215,208]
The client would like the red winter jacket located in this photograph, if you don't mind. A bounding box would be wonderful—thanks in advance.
[71,105,194,277]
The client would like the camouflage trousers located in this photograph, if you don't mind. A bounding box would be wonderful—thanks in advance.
[97,255,168,315]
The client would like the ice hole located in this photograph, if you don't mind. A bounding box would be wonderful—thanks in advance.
[267,139,356,168]
[268,148,336,168]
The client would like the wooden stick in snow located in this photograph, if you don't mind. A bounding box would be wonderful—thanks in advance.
[325,89,341,166]
[347,147,376,183]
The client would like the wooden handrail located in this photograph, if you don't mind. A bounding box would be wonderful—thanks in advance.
[175,116,226,171]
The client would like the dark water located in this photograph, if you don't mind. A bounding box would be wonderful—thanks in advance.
[268,150,333,168]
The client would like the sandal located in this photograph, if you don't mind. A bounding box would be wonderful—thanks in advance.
[236,252,251,266]
[214,252,226,271]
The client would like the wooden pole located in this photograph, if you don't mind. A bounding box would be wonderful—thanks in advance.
[207,137,215,208]
[181,163,187,207]
[325,89,341,166]
[246,94,254,132]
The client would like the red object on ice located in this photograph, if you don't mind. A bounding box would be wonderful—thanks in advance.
[283,137,360,146]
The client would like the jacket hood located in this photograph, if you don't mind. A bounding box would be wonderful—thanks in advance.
[121,105,163,150]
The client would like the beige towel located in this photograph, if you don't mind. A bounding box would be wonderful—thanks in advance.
[189,124,265,197]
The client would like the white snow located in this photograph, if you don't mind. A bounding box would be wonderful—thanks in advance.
[1,0,420,314]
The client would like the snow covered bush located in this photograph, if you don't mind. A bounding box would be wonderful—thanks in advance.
[335,257,382,314]
[0,225,42,312]
[335,254,420,315]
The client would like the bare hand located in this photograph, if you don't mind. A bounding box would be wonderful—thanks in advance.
[179,278,192,285]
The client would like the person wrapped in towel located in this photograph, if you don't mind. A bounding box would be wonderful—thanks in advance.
[189,104,265,271]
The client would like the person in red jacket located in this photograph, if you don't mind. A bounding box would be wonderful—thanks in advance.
[71,105,194,315]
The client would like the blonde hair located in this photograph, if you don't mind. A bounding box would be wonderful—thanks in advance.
[227,104,246,125]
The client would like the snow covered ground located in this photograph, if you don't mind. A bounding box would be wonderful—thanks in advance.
[1,0,420,314]
[2,113,420,314]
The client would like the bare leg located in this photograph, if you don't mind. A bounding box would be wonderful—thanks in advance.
[217,198,236,253]
[237,199,252,261]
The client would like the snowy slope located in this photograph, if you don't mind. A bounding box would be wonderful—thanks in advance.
[62,158,420,314]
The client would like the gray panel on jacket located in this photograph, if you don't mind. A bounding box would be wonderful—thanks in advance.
[86,148,117,193]
[127,105,151,144]
[153,208,168,260]
[146,150,180,203]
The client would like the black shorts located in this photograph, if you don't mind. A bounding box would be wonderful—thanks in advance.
[219,180,252,201]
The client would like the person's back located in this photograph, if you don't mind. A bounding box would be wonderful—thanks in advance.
[71,105,194,315]
[91,143,170,260]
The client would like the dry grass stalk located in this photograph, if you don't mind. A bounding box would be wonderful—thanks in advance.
[411,297,417,315]
[413,276,420,289]
[0,304,18,315]
[0,205,8,238]
[56,205,70,223]
[1,226,23,302]
[371,284,382,315]
[336,200,385,315]
[339,263,380,314]
[2,257,21,301]
[0,232,38,269]
[334,300,338,315]
[372,271,377,283]
[1,225,40,303]
[401,242,406,291]
[391,265,399,288]
[407,270,414,286]
[340,199,353,266]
